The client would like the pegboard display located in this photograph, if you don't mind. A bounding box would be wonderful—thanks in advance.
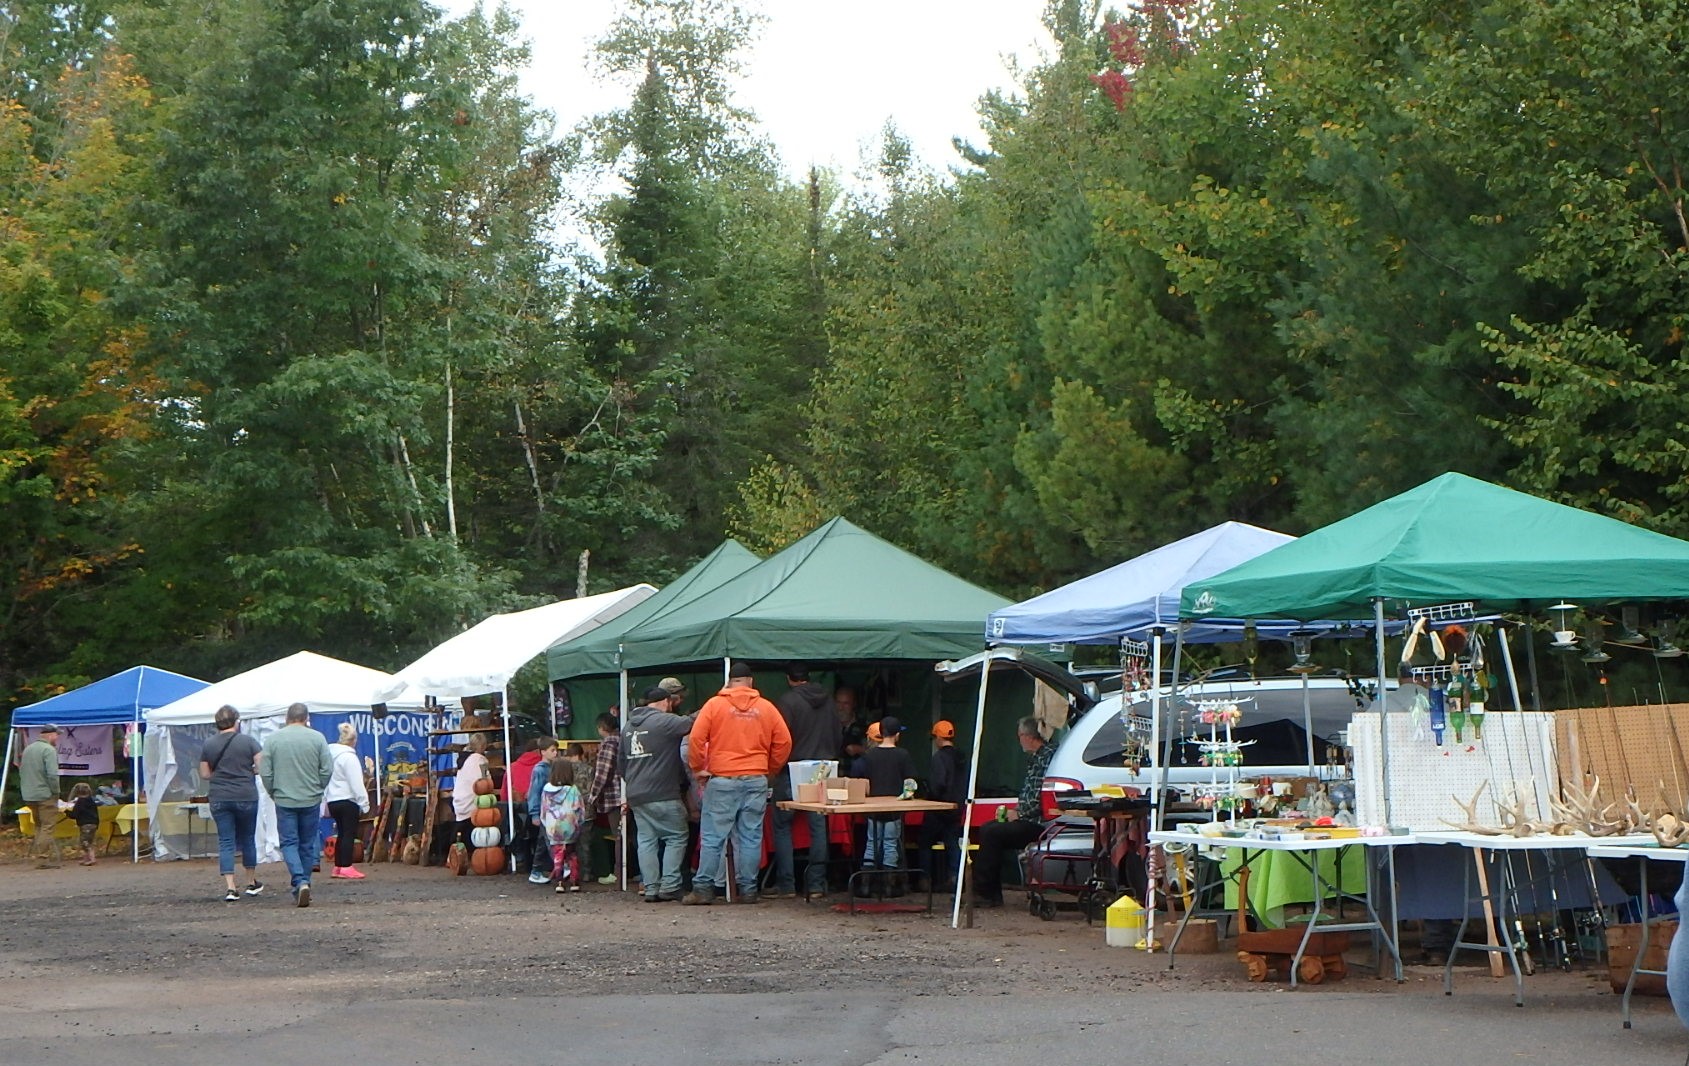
[1556,704,1689,815]
[1352,711,1558,831]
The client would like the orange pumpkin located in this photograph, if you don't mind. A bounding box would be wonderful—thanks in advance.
[470,845,505,875]
[472,777,495,796]
[470,807,500,828]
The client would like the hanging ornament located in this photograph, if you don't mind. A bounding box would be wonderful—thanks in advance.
[1616,606,1647,645]
[1446,673,1467,743]
[1656,619,1685,659]
[1581,618,1611,663]
[1549,603,1579,650]
[1428,681,1448,746]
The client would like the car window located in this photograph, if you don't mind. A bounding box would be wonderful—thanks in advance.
[1081,685,1362,768]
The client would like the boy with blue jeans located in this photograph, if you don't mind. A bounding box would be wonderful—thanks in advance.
[860,716,916,897]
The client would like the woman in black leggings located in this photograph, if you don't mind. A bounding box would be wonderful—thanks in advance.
[324,723,370,879]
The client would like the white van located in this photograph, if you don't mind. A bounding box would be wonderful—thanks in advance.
[1041,674,1372,797]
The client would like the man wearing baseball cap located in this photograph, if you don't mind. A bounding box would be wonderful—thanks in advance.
[917,721,967,890]
[20,724,64,868]
[657,677,687,704]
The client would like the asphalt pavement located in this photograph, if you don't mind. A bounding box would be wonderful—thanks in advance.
[2,988,1683,1065]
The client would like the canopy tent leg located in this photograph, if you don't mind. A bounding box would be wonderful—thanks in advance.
[1523,615,1544,711]
[1375,597,1391,825]
[1155,627,1186,832]
[951,660,994,929]
[1145,628,1163,952]
[502,685,515,872]
[1498,625,1525,713]
[373,717,383,807]
[0,728,15,828]
[130,719,142,863]
[618,667,630,891]
[722,657,731,686]
[1147,630,1162,810]
[1302,670,1315,777]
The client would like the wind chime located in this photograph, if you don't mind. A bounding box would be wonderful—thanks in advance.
[1117,638,1153,773]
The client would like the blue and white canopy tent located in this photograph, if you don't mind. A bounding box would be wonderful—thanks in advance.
[4,665,209,862]
[946,523,1382,928]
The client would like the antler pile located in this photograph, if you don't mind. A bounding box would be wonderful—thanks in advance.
[1548,776,1635,837]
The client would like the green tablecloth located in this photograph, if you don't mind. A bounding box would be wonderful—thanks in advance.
[1219,845,1368,929]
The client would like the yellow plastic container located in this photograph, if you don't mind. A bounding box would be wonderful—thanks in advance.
[1105,895,1146,947]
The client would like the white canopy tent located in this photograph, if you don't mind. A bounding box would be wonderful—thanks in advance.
[144,651,427,862]
[372,585,656,869]
[373,586,656,702]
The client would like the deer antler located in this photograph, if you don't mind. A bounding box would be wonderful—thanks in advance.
[1440,782,1509,836]
[1552,776,1634,837]
[1648,808,1689,848]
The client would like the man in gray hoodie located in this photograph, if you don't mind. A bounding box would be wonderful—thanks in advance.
[618,686,695,902]
[772,663,842,900]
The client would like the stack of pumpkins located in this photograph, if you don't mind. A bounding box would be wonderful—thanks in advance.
[468,776,505,875]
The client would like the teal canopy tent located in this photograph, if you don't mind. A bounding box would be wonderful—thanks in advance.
[1181,472,1689,621]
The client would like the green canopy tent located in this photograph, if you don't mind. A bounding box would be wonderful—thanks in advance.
[1180,472,1689,621]
[615,517,1011,670]
[546,539,762,683]
[1179,471,1689,822]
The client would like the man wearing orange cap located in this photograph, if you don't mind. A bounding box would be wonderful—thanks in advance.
[917,721,966,890]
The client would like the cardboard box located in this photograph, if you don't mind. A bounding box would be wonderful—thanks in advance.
[788,759,839,793]
[822,776,868,804]
[795,782,823,804]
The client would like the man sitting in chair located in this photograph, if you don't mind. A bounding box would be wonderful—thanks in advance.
[972,716,1055,909]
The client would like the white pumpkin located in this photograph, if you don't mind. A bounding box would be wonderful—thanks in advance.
[470,826,502,848]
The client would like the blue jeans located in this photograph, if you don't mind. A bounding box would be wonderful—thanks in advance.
[864,816,902,869]
[1670,870,1689,1027]
[631,798,689,897]
[695,775,768,894]
[771,775,828,893]
[209,800,258,876]
[274,804,322,890]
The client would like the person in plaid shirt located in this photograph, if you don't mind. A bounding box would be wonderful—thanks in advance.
[971,717,1055,908]
[582,711,623,884]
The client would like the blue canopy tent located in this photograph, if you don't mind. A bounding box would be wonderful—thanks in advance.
[5,666,209,861]
[988,521,1298,646]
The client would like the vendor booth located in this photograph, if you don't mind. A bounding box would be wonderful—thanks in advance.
[962,522,1385,931]
[5,665,209,861]
[144,651,429,861]
[375,585,657,869]
[1171,473,1689,991]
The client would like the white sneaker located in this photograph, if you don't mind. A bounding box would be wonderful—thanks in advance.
[528,871,549,884]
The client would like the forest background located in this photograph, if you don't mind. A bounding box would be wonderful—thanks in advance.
[4,0,1688,707]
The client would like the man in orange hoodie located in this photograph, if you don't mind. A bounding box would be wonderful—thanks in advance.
[682,661,793,905]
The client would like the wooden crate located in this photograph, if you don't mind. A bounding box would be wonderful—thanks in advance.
[1606,920,1677,996]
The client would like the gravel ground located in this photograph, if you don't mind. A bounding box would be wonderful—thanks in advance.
[0,846,1624,1008]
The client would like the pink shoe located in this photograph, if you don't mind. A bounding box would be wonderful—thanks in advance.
[332,866,366,880]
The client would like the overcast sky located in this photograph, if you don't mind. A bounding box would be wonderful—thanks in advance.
[440,0,1055,179]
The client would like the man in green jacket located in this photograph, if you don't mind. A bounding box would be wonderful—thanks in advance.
[260,703,333,907]
[20,724,63,868]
